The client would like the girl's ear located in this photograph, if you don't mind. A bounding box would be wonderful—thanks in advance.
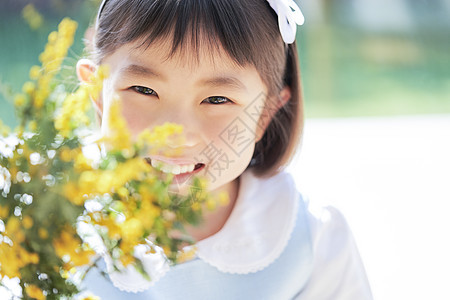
[255,86,291,142]
[76,59,103,119]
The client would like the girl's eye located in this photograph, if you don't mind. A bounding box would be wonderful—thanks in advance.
[202,96,232,105]
[132,86,157,96]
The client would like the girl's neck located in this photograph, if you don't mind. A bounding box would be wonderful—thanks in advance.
[185,177,240,242]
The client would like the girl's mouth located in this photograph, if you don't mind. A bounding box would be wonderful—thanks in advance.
[145,158,205,185]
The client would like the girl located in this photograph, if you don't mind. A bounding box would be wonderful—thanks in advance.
[77,0,373,299]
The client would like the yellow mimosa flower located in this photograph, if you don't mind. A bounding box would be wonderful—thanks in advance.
[38,228,49,239]
[22,4,43,31]
[217,191,230,206]
[0,205,9,219]
[22,81,35,94]
[14,94,26,107]
[25,284,45,300]
[29,65,41,80]
[23,215,34,229]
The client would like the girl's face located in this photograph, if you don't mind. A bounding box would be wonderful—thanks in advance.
[91,39,275,196]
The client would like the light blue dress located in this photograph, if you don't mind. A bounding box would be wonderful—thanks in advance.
[81,171,372,299]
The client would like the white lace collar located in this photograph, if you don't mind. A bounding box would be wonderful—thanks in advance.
[196,169,299,274]
[95,170,300,292]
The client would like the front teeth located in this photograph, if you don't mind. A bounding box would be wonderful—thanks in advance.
[150,159,195,175]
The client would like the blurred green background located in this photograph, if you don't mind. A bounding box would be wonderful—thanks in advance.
[0,0,449,128]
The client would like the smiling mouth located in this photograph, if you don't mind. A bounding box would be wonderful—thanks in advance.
[145,158,205,175]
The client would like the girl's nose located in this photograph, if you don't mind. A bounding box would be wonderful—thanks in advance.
[165,130,199,149]
[157,109,202,149]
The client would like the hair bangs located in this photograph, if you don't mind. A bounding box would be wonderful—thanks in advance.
[96,0,272,69]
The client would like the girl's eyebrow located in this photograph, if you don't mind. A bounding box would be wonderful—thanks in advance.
[120,64,247,92]
[120,64,161,79]
[198,76,247,92]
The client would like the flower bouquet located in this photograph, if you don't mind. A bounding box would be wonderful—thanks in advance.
[0,18,220,299]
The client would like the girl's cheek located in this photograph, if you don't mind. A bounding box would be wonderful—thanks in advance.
[122,107,155,137]
[203,112,258,152]
[116,94,158,135]
[201,114,234,136]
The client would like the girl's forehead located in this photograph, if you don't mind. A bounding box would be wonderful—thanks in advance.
[115,37,245,72]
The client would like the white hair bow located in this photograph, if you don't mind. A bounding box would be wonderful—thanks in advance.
[266,0,305,44]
